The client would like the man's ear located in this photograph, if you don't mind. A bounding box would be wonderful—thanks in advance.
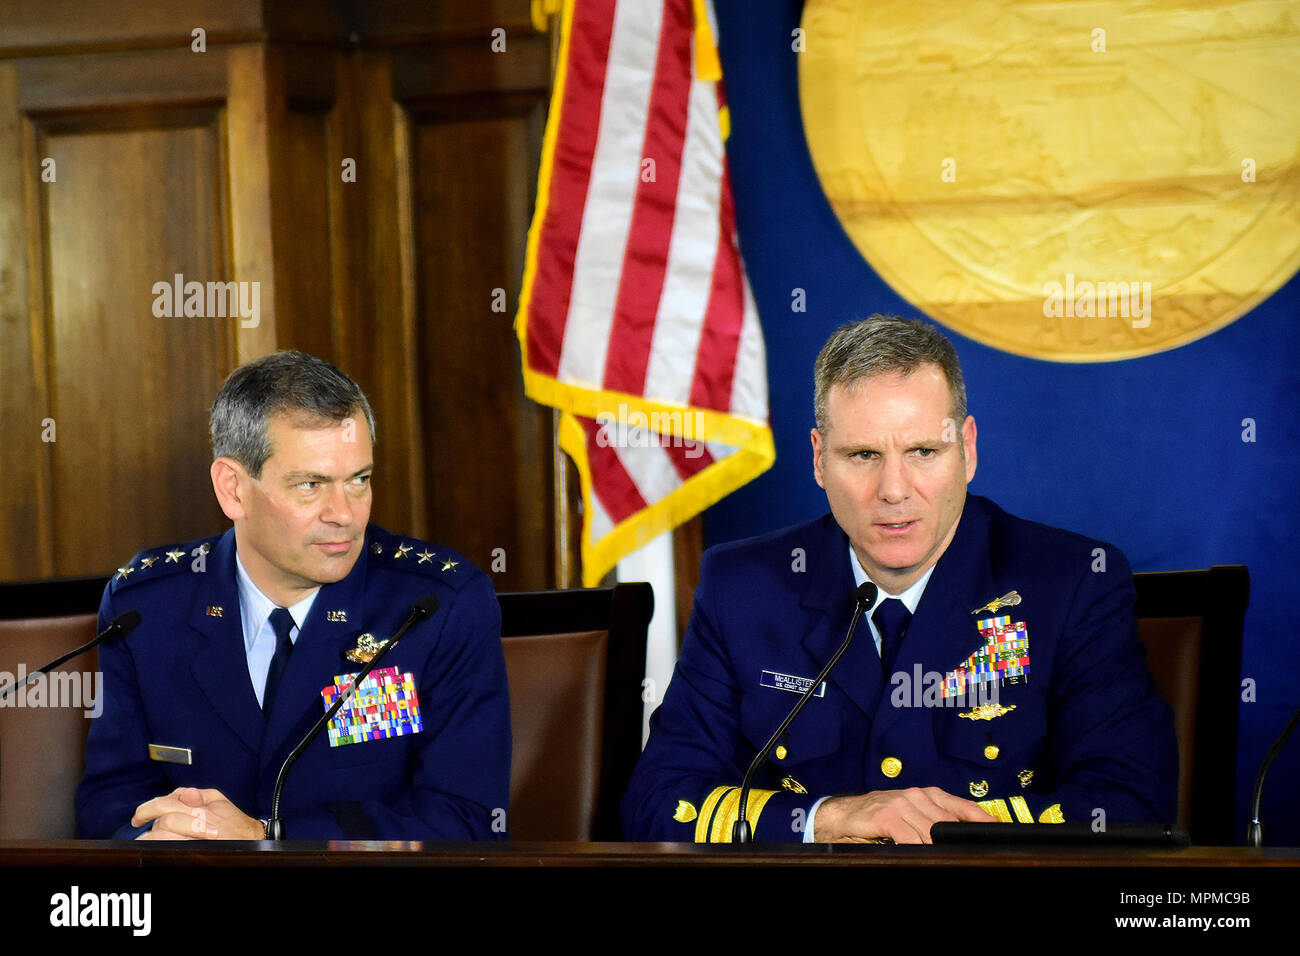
[962,415,978,484]
[810,428,826,489]
[211,458,249,521]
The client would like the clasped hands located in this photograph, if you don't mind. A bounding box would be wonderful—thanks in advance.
[132,787,266,840]
[813,787,996,843]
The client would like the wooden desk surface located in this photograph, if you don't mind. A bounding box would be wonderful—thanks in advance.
[1,840,1297,867]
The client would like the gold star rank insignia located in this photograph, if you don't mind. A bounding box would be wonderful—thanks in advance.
[673,800,697,823]
[165,548,185,563]
[115,566,134,581]
[416,549,435,564]
[440,557,459,572]
[394,543,413,559]
[140,556,158,569]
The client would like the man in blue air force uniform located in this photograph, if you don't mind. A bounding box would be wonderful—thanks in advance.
[622,317,1177,842]
[77,351,510,840]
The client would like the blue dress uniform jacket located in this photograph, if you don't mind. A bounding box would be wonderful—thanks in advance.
[76,524,511,841]
[621,494,1178,841]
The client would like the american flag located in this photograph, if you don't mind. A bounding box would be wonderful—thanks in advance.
[518,0,773,586]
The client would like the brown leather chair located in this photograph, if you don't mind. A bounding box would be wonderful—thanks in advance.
[0,575,107,838]
[1133,565,1248,845]
[499,583,652,841]
[0,575,653,842]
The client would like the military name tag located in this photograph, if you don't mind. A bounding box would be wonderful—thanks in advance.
[323,666,423,748]
[148,744,192,765]
[760,670,826,697]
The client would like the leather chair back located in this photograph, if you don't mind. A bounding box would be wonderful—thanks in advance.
[502,629,609,840]
[0,615,99,838]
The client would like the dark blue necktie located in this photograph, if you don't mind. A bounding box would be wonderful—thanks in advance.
[873,598,911,677]
[262,607,296,713]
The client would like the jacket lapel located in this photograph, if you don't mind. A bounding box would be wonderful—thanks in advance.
[189,530,265,755]
[258,539,372,773]
[798,515,883,718]
[871,496,996,737]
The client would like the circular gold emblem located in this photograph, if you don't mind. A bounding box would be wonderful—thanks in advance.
[880,756,903,778]
[969,779,990,798]
[799,0,1300,361]
[984,745,1000,761]
[775,745,788,760]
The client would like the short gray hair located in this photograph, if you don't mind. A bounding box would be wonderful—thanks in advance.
[210,350,376,478]
[813,315,967,433]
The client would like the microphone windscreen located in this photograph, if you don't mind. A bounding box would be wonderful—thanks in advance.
[113,609,142,633]
[412,594,440,620]
[854,581,879,611]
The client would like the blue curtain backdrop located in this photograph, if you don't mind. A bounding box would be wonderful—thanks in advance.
[706,0,1300,844]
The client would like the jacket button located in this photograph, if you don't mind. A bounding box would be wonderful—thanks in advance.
[880,757,902,778]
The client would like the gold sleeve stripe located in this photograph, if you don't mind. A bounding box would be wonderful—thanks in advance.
[694,786,782,842]
[1038,803,1066,824]
[710,788,744,842]
[1009,796,1035,823]
[695,786,733,843]
[977,798,1013,823]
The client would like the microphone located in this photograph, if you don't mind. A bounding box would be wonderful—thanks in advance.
[1247,705,1300,847]
[264,594,439,840]
[732,581,878,843]
[0,610,141,702]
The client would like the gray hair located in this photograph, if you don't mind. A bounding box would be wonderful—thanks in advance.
[813,315,967,433]
[210,350,376,478]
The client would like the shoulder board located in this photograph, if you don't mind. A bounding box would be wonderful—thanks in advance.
[109,536,221,595]
[364,527,478,591]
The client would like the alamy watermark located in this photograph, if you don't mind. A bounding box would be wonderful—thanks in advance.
[595,403,704,459]
[0,668,102,717]
[152,273,260,328]
[889,664,1001,709]
[1042,273,1151,328]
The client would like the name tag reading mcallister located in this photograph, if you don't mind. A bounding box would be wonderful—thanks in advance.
[760,670,826,697]
[148,744,193,765]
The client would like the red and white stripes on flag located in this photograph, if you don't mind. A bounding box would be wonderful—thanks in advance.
[518,0,774,587]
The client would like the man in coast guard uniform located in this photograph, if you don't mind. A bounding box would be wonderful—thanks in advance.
[77,351,510,841]
[622,317,1177,843]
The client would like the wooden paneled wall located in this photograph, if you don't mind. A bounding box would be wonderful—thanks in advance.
[0,1,574,590]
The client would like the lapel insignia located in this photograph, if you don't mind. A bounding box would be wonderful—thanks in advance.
[394,543,413,559]
[114,565,134,581]
[959,703,1017,721]
[326,610,348,623]
[165,548,185,563]
[205,605,223,618]
[345,632,388,664]
[416,549,435,564]
[440,557,459,572]
[1018,769,1034,789]
[140,555,158,569]
[971,590,1021,615]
